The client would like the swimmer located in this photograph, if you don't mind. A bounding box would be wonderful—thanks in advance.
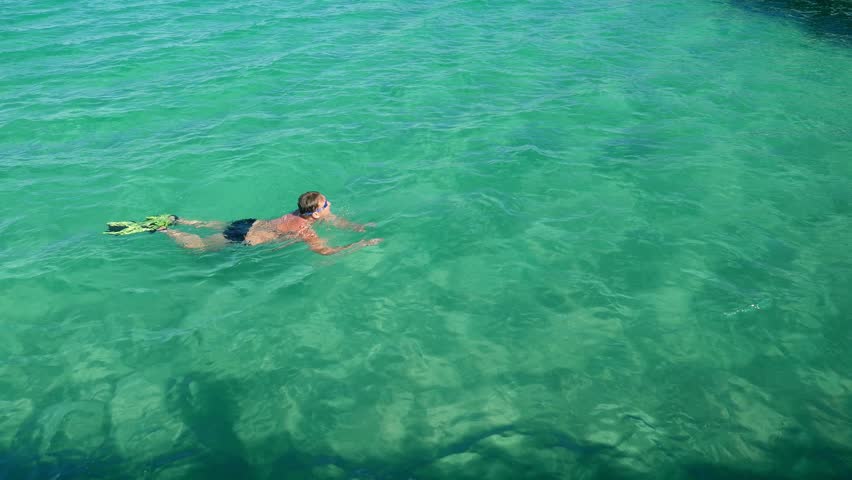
[160,191,382,255]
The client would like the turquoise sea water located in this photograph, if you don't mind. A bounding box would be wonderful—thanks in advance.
[2,0,851,478]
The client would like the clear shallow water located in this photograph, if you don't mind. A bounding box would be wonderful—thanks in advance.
[1,0,851,478]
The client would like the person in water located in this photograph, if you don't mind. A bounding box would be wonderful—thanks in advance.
[160,191,382,255]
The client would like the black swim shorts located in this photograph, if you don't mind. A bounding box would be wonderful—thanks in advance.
[223,218,257,243]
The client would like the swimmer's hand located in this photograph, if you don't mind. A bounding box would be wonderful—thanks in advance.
[351,222,377,232]
[328,215,375,232]
[306,236,382,255]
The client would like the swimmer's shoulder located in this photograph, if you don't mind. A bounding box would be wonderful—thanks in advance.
[273,213,311,234]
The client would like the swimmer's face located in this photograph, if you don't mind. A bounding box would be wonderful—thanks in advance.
[312,194,332,219]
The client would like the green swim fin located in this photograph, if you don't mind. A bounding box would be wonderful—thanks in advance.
[104,214,177,235]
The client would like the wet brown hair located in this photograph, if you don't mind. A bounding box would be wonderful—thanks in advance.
[298,191,324,216]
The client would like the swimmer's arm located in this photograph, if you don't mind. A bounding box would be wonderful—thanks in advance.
[325,214,375,232]
[302,231,382,255]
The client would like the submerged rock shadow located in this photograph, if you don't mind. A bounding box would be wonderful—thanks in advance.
[0,381,127,479]
[160,372,256,480]
[732,0,852,42]
[4,367,851,479]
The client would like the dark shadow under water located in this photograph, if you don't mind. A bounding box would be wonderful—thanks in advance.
[2,370,851,479]
[2,433,852,479]
[732,0,852,42]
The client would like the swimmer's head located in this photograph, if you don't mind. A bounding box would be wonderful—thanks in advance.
[298,191,331,219]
